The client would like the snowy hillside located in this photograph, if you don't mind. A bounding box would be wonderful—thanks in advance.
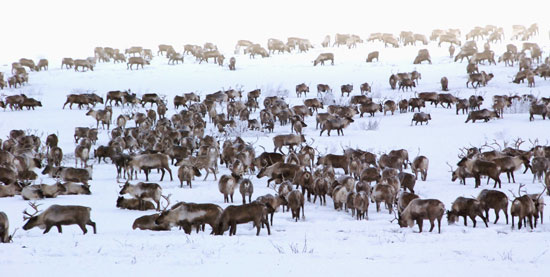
[1,27,550,276]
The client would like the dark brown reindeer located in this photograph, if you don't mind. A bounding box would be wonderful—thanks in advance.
[446,197,488,227]
[457,157,501,188]
[320,117,354,136]
[509,184,538,230]
[476,189,509,224]
[215,202,270,236]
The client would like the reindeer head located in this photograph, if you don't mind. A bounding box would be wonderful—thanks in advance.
[22,202,41,230]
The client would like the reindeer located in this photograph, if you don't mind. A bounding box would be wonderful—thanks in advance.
[74,59,94,71]
[320,117,354,136]
[156,201,223,234]
[509,184,537,230]
[286,190,305,221]
[119,181,162,211]
[475,189,509,224]
[457,157,502,188]
[531,157,548,183]
[22,203,96,234]
[411,156,429,181]
[317,154,350,174]
[313,53,334,66]
[397,199,445,233]
[371,183,396,214]
[413,49,431,64]
[59,182,91,195]
[256,162,302,187]
[128,153,173,181]
[529,103,547,121]
[61,58,74,69]
[116,196,156,210]
[256,194,288,225]
[295,83,310,97]
[397,191,419,213]
[465,109,499,123]
[272,134,305,154]
[229,57,236,70]
[340,84,353,97]
[447,197,488,228]
[132,214,170,231]
[177,165,201,188]
[411,112,431,126]
[238,178,254,204]
[218,174,238,203]
[127,57,150,70]
[492,155,530,183]
[42,165,92,186]
[86,108,112,130]
[215,202,270,236]
[366,51,379,63]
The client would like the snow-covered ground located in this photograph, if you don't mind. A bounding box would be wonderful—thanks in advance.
[1,29,550,276]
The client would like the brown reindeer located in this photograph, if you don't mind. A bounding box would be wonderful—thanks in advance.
[411,112,431,126]
[74,59,94,72]
[256,162,302,187]
[457,157,501,188]
[42,165,92,186]
[397,199,445,233]
[218,174,238,203]
[397,191,419,213]
[465,109,499,123]
[116,196,155,210]
[128,153,173,181]
[272,134,305,153]
[320,117,354,136]
[156,201,223,234]
[447,197,488,227]
[510,185,537,230]
[215,202,270,236]
[127,57,150,70]
[313,53,334,66]
[132,214,170,231]
[61,58,74,69]
[177,165,201,188]
[477,189,509,224]
[119,181,162,211]
[371,183,396,213]
[22,203,96,234]
[366,51,379,63]
[411,156,429,181]
[286,190,305,221]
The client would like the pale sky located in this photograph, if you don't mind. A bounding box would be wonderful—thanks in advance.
[2,0,548,64]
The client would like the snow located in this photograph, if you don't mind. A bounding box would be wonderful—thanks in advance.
[1,28,550,276]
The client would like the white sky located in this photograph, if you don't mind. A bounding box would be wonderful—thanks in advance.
[1,0,548,64]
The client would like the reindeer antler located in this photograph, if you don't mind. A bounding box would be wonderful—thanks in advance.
[390,209,399,223]
[161,194,172,212]
[491,139,503,151]
[445,162,454,172]
[22,201,41,220]
[508,183,526,198]
[513,138,525,149]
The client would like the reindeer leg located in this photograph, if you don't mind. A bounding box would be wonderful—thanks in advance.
[417,219,423,233]
[87,220,97,234]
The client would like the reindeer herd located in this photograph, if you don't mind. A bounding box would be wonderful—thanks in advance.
[1,23,550,243]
